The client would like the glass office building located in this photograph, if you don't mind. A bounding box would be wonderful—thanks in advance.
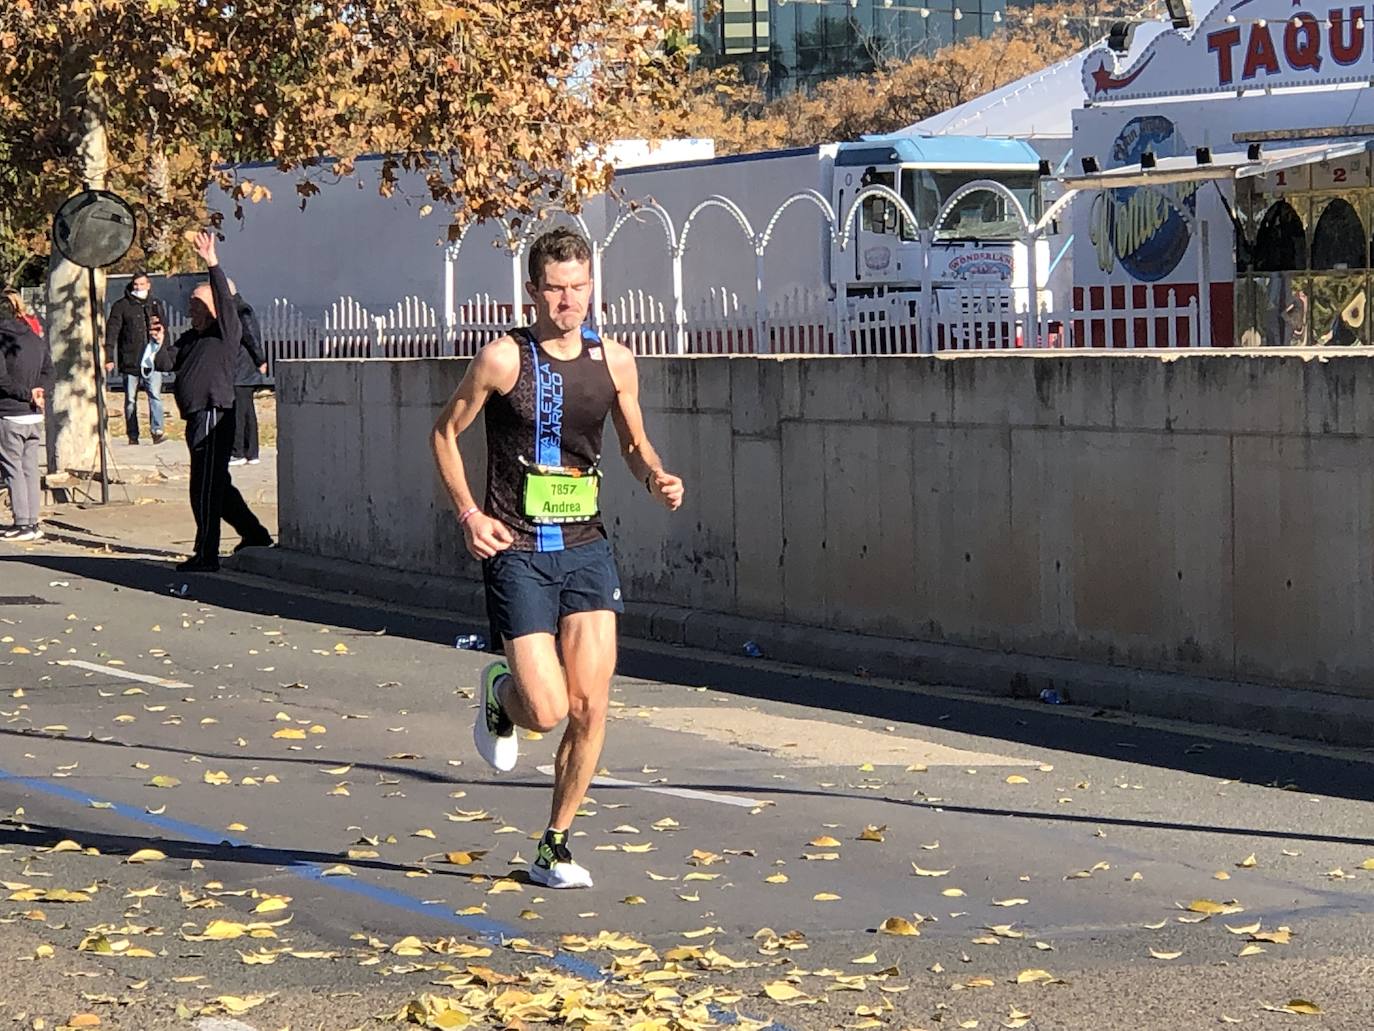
[697,0,1010,94]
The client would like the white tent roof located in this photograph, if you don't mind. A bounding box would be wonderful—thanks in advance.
[875,22,1171,145]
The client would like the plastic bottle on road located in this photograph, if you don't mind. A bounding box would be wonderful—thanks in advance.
[1039,688,1065,705]
[455,633,488,651]
[742,640,763,658]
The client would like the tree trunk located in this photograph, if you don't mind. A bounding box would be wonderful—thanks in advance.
[47,100,110,477]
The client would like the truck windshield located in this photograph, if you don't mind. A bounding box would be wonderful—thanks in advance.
[900,169,1039,241]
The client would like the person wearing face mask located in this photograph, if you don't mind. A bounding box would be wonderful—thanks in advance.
[104,272,167,445]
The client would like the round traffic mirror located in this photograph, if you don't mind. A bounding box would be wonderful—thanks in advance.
[51,190,137,269]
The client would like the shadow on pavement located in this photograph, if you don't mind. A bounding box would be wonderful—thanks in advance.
[5,728,1374,851]
[7,551,1374,806]
[0,820,487,883]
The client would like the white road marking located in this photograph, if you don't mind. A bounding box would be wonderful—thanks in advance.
[196,1019,262,1031]
[536,764,765,809]
[56,659,192,689]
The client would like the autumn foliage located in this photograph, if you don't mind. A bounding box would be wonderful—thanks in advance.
[0,0,691,274]
[646,3,1120,154]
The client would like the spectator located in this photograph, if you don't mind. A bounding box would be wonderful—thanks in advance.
[104,272,166,445]
[0,291,54,541]
[153,233,273,572]
[227,279,268,466]
[3,289,42,337]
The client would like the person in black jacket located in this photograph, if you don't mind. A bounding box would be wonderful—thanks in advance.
[228,283,268,465]
[0,299,54,541]
[153,232,273,572]
[104,272,167,445]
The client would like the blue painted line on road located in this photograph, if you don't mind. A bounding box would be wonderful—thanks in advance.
[0,766,797,1029]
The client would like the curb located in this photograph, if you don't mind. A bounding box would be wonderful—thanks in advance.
[227,547,1374,750]
[36,523,185,560]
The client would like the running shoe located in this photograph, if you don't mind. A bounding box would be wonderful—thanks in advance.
[529,829,593,889]
[474,660,518,772]
[12,525,42,542]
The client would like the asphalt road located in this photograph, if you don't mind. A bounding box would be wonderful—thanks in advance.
[2,540,1374,1030]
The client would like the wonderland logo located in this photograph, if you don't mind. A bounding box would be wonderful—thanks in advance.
[1089,116,1198,282]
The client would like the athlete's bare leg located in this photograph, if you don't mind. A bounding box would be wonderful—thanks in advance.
[501,633,568,732]
[548,610,616,830]
[500,612,615,830]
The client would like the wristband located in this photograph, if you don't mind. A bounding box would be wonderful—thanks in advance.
[644,472,655,493]
[458,506,479,525]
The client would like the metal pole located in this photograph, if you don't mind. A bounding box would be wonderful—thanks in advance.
[591,242,604,331]
[670,251,687,355]
[87,266,109,504]
[1198,221,1212,347]
[1024,230,1040,349]
[754,249,767,353]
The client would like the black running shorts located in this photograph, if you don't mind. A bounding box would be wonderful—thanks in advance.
[483,537,624,643]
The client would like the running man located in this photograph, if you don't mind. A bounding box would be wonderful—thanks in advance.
[431,227,684,889]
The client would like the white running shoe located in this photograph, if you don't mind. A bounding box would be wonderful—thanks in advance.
[473,661,518,772]
[529,830,593,889]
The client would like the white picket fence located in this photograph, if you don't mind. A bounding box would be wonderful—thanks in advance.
[155,286,1206,374]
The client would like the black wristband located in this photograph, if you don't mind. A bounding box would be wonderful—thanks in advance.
[644,471,654,493]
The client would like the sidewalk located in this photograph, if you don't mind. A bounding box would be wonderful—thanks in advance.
[37,437,279,559]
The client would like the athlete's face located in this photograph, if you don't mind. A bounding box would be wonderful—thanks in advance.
[529,259,592,333]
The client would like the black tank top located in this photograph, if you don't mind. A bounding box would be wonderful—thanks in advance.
[483,326,618,552]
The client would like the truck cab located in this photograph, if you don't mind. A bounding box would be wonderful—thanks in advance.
[831,137,1048,296]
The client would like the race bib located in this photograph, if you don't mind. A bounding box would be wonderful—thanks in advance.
[521,462,600,524]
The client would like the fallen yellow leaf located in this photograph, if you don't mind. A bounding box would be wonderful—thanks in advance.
[1149,948,1183,960]
[125,849,166,864]
[445,850,488,865]
[1005,775,1030,784]
[808,836,841,848]
[878,916,920,936]
[1186,899,1243,916]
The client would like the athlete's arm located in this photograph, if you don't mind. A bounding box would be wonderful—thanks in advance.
[431,338,519,559]
[604,339,684,512]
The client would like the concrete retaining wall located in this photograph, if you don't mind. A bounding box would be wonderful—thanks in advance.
[275,353,1374,702]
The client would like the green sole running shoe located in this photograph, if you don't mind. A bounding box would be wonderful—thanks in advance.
[530,830,593,889]
[474,661,517,772]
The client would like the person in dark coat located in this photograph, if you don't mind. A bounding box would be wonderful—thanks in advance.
[152,233,272,572]
[104,272,167,444]
[0,295,54,541]
[228,282,268,465]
